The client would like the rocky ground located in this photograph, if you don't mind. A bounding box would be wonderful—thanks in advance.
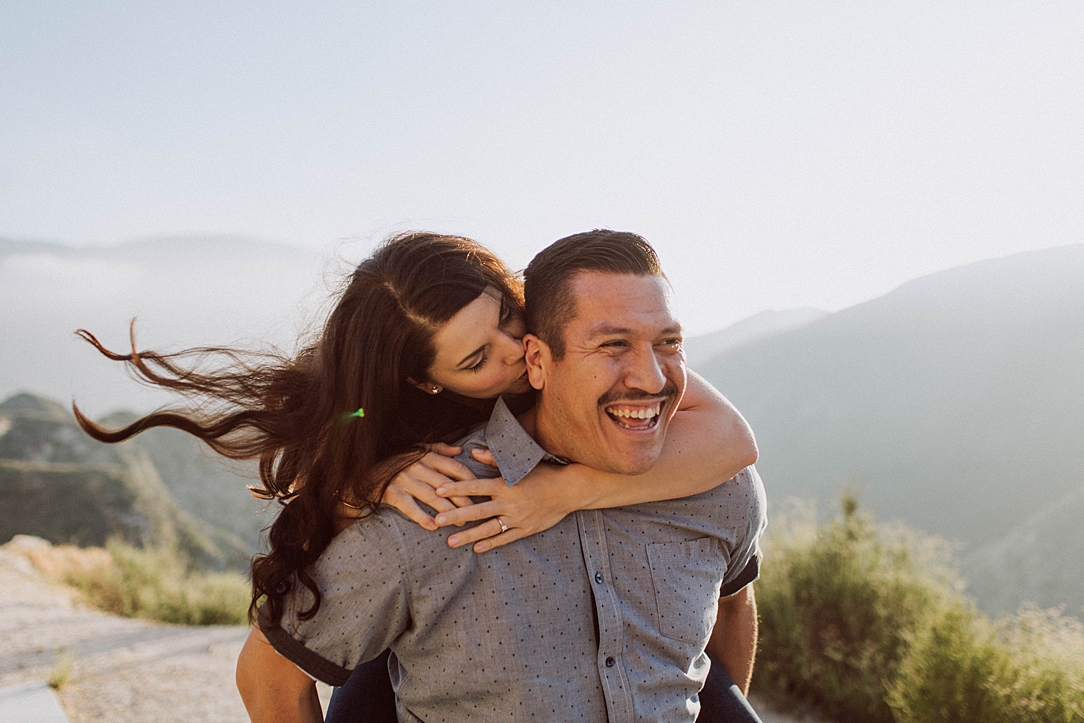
[0,537,811,723]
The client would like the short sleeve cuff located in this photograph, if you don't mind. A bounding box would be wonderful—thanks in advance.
[258,607,353,687]
[719,555,760,599]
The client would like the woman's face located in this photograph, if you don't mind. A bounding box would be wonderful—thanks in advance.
[425,289,531,399]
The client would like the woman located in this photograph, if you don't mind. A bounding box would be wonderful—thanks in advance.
[75,232,759,721]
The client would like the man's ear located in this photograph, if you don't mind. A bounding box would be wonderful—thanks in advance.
[522,334,550,391]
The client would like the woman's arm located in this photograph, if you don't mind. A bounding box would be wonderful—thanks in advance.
[433,371,758,551]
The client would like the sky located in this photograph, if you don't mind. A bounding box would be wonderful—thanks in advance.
[2,1,1083,334]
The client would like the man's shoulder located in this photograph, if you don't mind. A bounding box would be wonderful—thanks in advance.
[338,503,457,558]
[628,465,766,530]
[708,465,765,508]
[652,464,762,505]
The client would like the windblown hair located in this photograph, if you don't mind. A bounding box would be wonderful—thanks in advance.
[74,232,523,624]
[524,229,664,359]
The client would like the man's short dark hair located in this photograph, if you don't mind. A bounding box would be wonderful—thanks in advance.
[524,229,665,359]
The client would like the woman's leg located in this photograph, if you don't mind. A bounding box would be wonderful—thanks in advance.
[697,653,764,723]
[324,649,397,723]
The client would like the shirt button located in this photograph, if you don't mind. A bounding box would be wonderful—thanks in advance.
[605,657,615,667]
[594,572,604,584]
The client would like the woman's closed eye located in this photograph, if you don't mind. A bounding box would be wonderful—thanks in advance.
[467,351,489,372]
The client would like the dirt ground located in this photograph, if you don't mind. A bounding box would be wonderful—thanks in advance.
[0,539,338,723]
[0,538,812,723]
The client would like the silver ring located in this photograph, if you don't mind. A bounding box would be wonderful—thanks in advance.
[498,517,508,533]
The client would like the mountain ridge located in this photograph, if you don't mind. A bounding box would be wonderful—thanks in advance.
[0,392,256,569]
[697,242,1084,614]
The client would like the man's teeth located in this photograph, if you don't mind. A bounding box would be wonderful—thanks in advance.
[606,404,661,419]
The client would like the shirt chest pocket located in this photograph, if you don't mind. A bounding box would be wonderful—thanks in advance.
[646,538,726,644]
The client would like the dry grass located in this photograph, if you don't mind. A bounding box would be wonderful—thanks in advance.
[23,543,114,585]
[47,653,75,689]
[22,538,249,626]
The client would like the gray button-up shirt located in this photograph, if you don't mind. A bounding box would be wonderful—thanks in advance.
[262,397,767,722]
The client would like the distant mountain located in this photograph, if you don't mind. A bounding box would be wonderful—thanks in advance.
[100,410,269,552]
[961,481,1084,616]
[0,392,255,569]
[0,235,341,566]
[684,308,829,370]
[698,244,1084,613]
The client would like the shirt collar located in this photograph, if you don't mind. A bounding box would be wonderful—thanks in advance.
[484,397,569,486]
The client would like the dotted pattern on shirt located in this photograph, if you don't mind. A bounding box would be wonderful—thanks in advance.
[590,467,766,722]
[279,495,609,721]
[273,408,767,723]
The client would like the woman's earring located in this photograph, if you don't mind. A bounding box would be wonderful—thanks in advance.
[429,385,442,395]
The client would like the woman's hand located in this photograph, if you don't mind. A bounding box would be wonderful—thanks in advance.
[432,450,583,552]
[377,443,478,531]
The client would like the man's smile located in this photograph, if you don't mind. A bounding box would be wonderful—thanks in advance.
[604,401,664,430]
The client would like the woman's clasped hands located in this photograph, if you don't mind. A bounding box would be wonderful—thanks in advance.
[381,443,578,553]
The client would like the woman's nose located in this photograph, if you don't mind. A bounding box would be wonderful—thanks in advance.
[499,333,526,365]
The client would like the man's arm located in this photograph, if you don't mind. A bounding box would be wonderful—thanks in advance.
[237,627,323,723]
[705,584,758,694]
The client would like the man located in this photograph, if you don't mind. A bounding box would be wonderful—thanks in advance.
[238,230,767,722]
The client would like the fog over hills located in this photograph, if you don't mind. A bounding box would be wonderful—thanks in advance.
[696,243,1084,614]
[0,236,336,416]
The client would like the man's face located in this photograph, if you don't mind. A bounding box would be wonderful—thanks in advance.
[526,271,687,475]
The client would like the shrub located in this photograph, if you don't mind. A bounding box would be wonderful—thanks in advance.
[889,605,1084,723]
[754,496,1084,723]
[753,495,961,723]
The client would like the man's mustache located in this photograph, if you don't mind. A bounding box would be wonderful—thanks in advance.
[598,384,680,407]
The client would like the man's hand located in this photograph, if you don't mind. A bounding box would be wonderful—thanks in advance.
[236,627,323,723]
[705,584,758,694]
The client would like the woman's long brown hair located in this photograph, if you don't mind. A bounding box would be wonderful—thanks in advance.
[73,232,524,625]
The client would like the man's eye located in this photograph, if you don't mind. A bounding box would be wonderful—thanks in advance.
[602,340,628,349]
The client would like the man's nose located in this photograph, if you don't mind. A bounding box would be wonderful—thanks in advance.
[624,346,666,393]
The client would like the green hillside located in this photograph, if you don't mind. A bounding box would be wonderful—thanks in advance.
[100,410,269,552]
[698,244,1084,613]
[0,392,253,569]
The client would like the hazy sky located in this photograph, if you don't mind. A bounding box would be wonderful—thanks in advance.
[2,2,1082,333]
